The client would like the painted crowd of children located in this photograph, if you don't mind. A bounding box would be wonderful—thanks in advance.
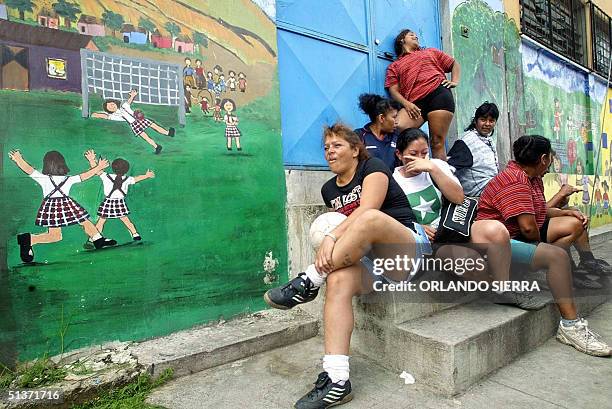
[182,58,246,151]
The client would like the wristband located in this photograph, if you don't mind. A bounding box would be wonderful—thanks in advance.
[324,232,337,243]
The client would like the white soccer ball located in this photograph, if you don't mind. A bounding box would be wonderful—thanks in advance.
[309,212,347,249]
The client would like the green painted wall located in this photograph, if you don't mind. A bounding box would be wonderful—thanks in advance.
[0,0,286,363]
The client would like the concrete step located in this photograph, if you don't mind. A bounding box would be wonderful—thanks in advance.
[352,235,612,396]
[131,308,319,378]
[355,270,479,325]
[354,291,610,396]
[146,302,612,409]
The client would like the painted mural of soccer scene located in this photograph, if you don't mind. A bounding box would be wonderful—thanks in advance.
[0,0,285,361]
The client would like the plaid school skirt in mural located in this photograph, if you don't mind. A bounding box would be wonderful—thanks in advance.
[36,197,90,227]
[97,198,130,219]
[130,118,153,135]
[225,125,241,138]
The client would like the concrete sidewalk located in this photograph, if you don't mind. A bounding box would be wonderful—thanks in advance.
[147,300,612,409]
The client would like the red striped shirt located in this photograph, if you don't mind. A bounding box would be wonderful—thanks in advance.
[384,48,455,102]
[476,161,547,238]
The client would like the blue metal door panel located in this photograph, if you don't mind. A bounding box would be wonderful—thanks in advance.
[278,0,441,167]
[278,30,370,166]
[276,0,368,45]
[373,0,441,57]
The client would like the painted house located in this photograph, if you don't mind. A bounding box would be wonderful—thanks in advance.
[78,15,105,37]
[37,11,59,29]
[151,30,172,48]
[174,35,194,53]
[121,24,147,45]
[0,4,8,20]
[0,20,98,92]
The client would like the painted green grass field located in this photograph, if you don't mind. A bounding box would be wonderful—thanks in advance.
[0,88,287,361]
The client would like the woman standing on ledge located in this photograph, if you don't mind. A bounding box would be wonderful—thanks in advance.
[385,29,460,160]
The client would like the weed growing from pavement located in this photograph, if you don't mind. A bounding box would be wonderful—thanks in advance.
[73,368,174,409]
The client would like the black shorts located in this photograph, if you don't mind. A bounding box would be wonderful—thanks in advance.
[514,219,550,244]
[413,85,455,120]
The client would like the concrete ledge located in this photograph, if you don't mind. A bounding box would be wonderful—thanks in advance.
[132,309,319,378]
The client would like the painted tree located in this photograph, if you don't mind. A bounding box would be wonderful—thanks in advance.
[52,0,81,28]
[193,31,208,55]
[164,21,181,48]
[5,0,34,20]
[102,10,124,37]
[139,17,156,43]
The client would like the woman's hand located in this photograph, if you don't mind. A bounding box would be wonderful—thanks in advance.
[315,235,336,275]
[402,155,433,175]
[441,79,458,88]
[404,101,422,119]
[422,225,437,241]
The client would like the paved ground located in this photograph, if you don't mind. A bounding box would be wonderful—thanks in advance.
[148,241,612,409]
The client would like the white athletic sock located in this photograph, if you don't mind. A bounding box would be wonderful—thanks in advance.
[323,354,349,384]
[91,233,102,241]
[304,264,325,288]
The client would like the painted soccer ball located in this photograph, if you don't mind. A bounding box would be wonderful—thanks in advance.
[309,212,347,249]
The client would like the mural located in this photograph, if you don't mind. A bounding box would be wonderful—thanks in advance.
[451,0,523,151]
[451,0,612,228]
[0,0,286,362]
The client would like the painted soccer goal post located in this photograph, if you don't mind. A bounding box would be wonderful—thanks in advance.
[80,49,186,126]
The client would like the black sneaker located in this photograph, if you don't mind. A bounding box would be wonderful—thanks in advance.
[168,127,175,137]
[93,237,117,249]
[572,268,603,289]
[263,273,319,310]
[578,259,612,275]
[133,235,142,241]
[17,233,34,263]
[155,145,163,154]
[295,372,352,409]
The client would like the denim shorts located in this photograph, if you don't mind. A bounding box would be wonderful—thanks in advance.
[362,223,432,284]
[510,239,537,267]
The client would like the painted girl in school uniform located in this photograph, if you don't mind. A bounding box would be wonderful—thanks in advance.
[86,152,155,242]
[222,98,242,151]
[92,89,175,155]
[9,149,116,263]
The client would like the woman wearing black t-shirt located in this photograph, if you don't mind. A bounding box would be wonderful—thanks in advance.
[264,123,430,409]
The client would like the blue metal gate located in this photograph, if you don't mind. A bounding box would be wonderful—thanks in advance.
[277,0,441,167]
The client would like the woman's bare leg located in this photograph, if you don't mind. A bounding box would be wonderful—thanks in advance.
[531,243,577,319]
[324,264,372,355]
[330,210,416,278]
[546,216,591,252]
[470,220,511,282]
[427,110,454,160]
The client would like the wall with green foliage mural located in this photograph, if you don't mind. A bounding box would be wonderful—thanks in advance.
[451,0,612,228]
[0,0,286,364]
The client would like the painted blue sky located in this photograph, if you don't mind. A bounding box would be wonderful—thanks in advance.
[522,43,608,103]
